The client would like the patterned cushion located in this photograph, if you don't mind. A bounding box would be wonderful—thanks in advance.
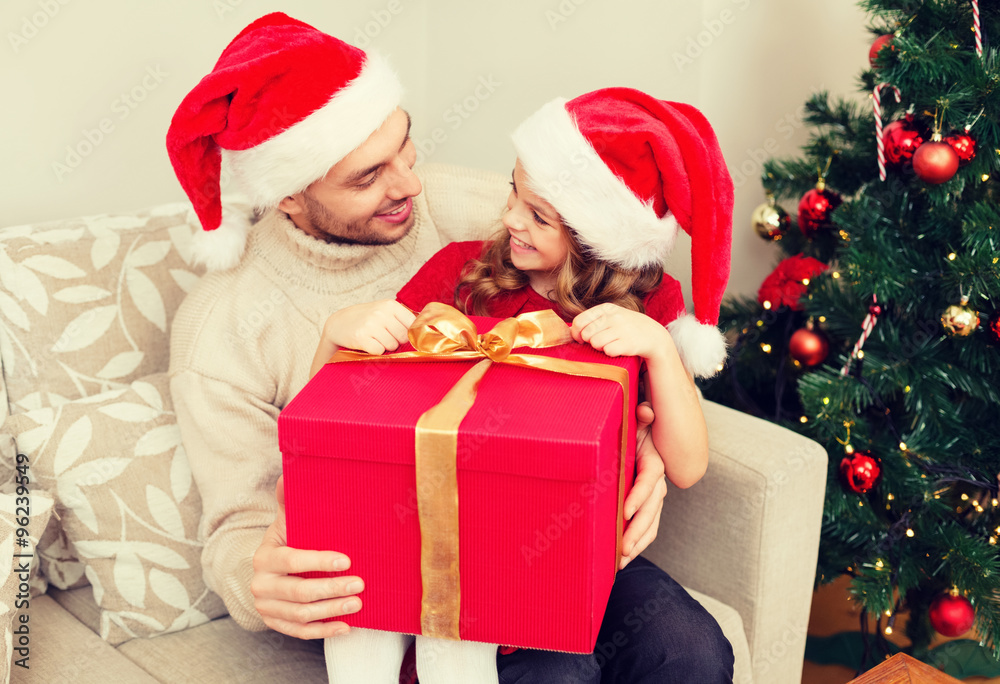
[0,203,205,419]
[3,374,226,644]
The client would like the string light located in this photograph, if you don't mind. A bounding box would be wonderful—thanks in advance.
[898,442,907,451]
[887,494,894,500]
[983,174,991,181]
[799,416,808,423]
[761,343,772,353]
[823,397,831,405]
[763,300,772,310]
[961,493,970,501]
[875,559,884,568]
[802,278,811,285]
[906,528,915,537]
[904,385,911,393]
[832,271,841,279]
[716,364,724,372]
[857,350,865,359]
[948,252,957,261]
[885,626,893,635]
[818,316,827,323]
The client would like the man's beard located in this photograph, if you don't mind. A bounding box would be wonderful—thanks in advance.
[301,192,414,246]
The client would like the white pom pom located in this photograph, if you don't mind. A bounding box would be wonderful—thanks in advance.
[188,209,252,271]
[667,314,728,379]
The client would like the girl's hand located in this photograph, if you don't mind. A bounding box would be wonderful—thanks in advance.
[570,303,668,360]
[323,300,416,356]
[310,300,415,379]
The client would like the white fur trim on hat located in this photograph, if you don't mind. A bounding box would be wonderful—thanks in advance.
[667,313,727,379]
[512,98,679,271]
[188,208,253,271]
[222,52,403,211]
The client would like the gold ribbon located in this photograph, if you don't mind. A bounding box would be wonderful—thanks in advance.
[326,302,631,640]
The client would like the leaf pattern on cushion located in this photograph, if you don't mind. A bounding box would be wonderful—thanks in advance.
[98,401,159,422]
[52,306,117,354]
[0,201,245,412]
[52,285,112,304]
[28,227,86,245]
[96,351,146,380]
[125,267,167,333]
[54,415,92,474]
[2,374,226,644]
[22,255,87,279]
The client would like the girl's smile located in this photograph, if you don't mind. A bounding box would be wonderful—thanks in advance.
[503,159,570,295]
[509,234,536,251]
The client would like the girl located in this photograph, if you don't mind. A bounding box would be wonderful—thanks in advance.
[315,87,734,684]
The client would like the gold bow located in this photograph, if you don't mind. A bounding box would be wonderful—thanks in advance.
[327,302,631,640]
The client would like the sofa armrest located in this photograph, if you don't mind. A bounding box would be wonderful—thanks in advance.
[641,400,828,684]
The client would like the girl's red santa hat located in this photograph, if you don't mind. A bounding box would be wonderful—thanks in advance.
[511,88,734,378]
[166,12,403,271]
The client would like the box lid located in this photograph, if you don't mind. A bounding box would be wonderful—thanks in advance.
[279,315,638,483]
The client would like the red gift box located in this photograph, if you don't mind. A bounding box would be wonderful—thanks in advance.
[278,306,637,653]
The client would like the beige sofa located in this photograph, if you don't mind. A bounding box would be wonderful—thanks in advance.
[0,178,827,683]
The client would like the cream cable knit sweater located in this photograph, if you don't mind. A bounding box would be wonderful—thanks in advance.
[169,163,509,631]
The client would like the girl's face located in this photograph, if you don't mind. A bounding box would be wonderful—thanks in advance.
[503,160,570,293]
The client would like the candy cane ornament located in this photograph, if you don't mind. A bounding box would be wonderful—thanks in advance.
[842,295,881,376]
[973,0,983,59]
[874,84,902,181]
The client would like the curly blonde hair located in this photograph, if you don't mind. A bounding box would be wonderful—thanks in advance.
[455,223,663,319]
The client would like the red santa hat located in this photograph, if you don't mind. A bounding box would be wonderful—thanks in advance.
[511,88,734,378]
[166,12,403,271]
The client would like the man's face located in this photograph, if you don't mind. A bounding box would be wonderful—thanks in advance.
[279,108,421,245]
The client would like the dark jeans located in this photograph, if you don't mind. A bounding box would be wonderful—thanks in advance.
[496,557,734,684]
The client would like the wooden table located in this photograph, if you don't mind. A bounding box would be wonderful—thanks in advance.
[847,653,961,683]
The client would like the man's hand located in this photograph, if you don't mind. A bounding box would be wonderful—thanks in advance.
[251,476,365,638]
[620,401,667,569]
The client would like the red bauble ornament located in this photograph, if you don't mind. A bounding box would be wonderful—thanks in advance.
[797,186,842,236]
[986,311,1000,345]
[869,34,894,67]
[883,120,924,164]
[929,593,975,637]
[913,138,960,184]
[789,327,829,366]
[945,132,976,164]
[839,451,881,494]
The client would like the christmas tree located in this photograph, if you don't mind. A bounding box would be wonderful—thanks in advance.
[700,0,1000,672]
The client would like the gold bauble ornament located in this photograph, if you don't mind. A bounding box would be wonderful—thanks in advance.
[940,296,980,337]
[751,195,790,241]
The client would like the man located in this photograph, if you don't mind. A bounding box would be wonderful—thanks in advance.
[167,12,731,683]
